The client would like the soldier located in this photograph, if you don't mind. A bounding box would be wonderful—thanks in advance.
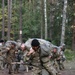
[6,42,17,74]
[19,43,30,72]
[49,47,61,73]
[61,44,66,52]
[59,46,66,70]
[26,39,57,75]
[20,44,29,62]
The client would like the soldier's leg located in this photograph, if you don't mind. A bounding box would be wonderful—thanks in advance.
[1,61,4,69]
[54,61,60,73]
[8,63,12,74]
[14,64,20,73]
[43,61,58,75]
[31,67,42,75]
[57,60,61,70]
[3,58,7,68]
[61,62,65,69]
[42,69,49,75]
[59,60,64,70]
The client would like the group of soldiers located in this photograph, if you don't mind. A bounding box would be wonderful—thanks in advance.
[0,38,66,75]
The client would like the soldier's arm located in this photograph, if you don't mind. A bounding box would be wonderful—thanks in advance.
[26,47,34,56]
[1,47,10,54]
[56,54,61,60]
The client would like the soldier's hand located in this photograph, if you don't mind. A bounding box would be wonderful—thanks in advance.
[6,47,10,50]
[27,48,35,56]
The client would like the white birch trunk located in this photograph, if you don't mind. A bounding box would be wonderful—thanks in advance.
[44,0,48,39]
[60,0,67,45]
[41,0,44,39]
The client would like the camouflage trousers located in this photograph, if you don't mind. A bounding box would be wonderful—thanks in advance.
[57,60,65,70]
[31,67,42,75]
[8,62,20,74]
[41,57,57,75]
[52,60,60,73]
[0,60,4,69]
[43,61,57,75]
[0,56,4,70]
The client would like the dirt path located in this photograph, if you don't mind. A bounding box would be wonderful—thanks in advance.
[61,69,75,75]
[61,60,75,75]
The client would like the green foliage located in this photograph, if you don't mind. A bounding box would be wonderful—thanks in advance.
[0,1,2,8]
[0,6,8,39]
[8,0,42,41]
[0,0,74,49]
[65,49,75,60]
[47,0,74,47]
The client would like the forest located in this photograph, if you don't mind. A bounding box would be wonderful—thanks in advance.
[0,0,75,50]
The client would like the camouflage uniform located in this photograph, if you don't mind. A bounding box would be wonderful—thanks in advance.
[0,46,4,69]
[59,49,65,70]
[39,47,57,75]
[14,50,20,73]
[50,49,60,72]
[6,45,17,74]
[27,47,57,75]
[24,38,58,75]
[18,48,29,72]
[28,48,42,75]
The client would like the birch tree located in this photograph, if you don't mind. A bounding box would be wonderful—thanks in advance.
[60,0,67,45]
[44,0,48,39]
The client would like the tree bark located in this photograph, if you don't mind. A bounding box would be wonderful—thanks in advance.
[2,0,5,40]
[44,0,48,39]
[49,3,55,41]
[60,0,67,45]
[41,0,44,39]
[19,0,22,42]
[7,0,12,40]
